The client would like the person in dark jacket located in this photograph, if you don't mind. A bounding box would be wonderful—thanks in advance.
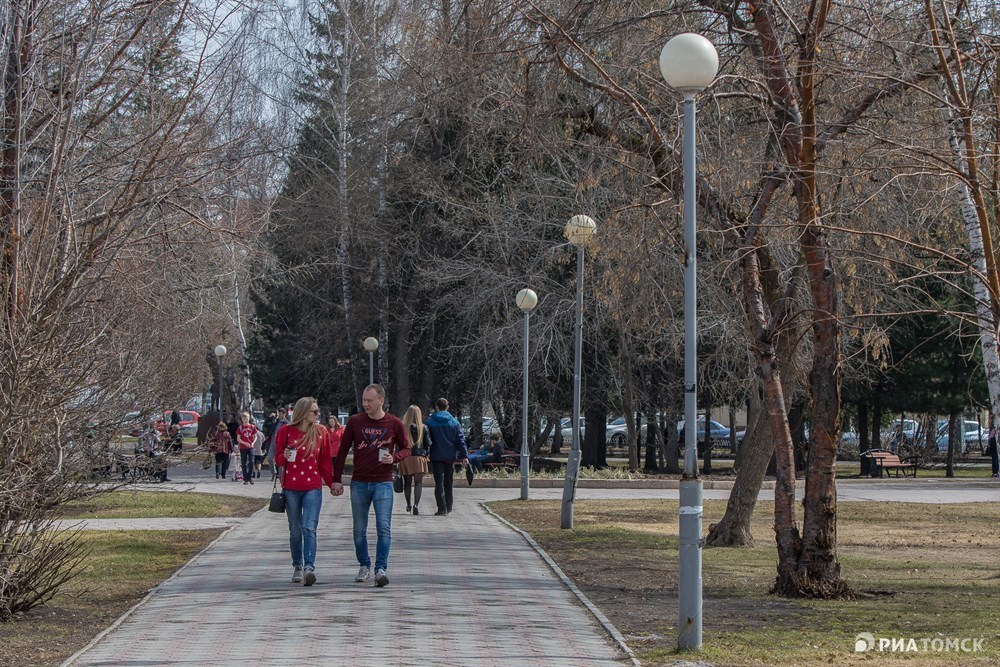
[424,398,469,515]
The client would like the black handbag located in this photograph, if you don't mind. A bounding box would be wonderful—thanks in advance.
[393,469,404,493]
[268,475,286,513]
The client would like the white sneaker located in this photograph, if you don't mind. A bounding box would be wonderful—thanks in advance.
[292,567,303,583]
[374,568,389,587]
[355,566,371,582]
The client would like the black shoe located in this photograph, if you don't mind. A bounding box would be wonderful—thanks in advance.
[465,466,474,486]
[412,506,419,515]
[406,505,411,513]
[434,510,447,516]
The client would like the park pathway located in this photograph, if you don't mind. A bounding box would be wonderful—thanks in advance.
[64,479,632,667]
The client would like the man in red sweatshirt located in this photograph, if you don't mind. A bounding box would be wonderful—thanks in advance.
[332,384,409,587]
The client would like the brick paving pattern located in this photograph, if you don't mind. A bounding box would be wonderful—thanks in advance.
[67,483,630,666]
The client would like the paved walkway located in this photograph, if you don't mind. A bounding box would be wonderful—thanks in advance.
[65,469,633,666]
[62,462,1000,666]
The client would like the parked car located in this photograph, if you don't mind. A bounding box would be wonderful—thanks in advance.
[606,416,649,447]
[560,417,586,443]
[460,416,502,441]
[162,410,199,437]
[676,419,730,443]
[935,420,987,452]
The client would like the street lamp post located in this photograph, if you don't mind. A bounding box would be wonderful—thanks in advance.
[516,288,538,501]
[560,214,596,529]
[363,337,379,385]
[214,345,228,421]
[659,32,719,651]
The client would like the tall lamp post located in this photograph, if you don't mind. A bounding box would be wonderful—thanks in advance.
[363,337,379,385]
[659,32,719,651]
[560,214,596,529]
[214,345,228,421]
[516,288,538,501]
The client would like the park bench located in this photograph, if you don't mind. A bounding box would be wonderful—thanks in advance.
[860,449,918,478]
[483,453,520,473]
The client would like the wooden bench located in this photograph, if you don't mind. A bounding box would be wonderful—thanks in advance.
[483,454,520,473]
[861,449,918,478]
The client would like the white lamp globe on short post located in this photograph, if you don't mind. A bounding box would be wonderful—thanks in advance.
[516,288,538,500]
[363,337,379,385]
[559,215,596,529]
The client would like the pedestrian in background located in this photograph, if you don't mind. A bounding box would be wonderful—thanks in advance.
[236,411,259,485]
[268,407,289,480]
[274,397,335,586]
[332,384,410,588]
[399,405,430,515]
[209,423,233,480]
[425,397,469,516]
[253,427,265,479]
[327,414,344,460]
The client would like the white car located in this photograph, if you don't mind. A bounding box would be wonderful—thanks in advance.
[560,417,585,443]
[606,417,646,447]
[936,420,988,452]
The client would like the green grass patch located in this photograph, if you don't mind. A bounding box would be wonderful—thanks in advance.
[1,529,223,667]
[489,499,1000,666]
[58,491,263,519]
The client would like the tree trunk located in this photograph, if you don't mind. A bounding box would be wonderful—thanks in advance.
[945,411,957,477]
[662,412,680,474]
[706,389,768,547]
[622,354,638,471]
[871,397,882,450]
[335,16,361,410]
[939,101,1000,451]
[642,409,658,472]
[751,0,847,597]
[858,401,870,452]
[789,398,808,473]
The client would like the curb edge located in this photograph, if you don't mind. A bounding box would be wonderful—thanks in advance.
[480,502,642,667]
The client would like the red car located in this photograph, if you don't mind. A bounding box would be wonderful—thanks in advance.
[160,410,200,436]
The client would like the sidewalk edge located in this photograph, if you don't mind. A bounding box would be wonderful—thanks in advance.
[480,502,642,667]
[59,511,253,666]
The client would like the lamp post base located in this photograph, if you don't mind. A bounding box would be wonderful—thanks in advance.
[520,453,530,500]
[560,448,582,528]
[678,477,703,650]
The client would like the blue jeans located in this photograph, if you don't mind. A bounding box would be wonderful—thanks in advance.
[284,488,322,571]
[468,451,488,473]
[350,481,393,571]
[240,449,254,480]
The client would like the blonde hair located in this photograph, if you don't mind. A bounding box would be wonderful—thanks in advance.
[289,396,321,457]
[402,405,424,447]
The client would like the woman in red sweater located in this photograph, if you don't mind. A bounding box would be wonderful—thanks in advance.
[274,396,335,586]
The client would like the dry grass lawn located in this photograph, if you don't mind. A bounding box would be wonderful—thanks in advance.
[489,499,1000,666]
[0,530,223,667]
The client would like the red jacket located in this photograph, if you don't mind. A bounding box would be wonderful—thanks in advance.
[274,425,334,491]
[209,432,233,455]
[334,412,409,484]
